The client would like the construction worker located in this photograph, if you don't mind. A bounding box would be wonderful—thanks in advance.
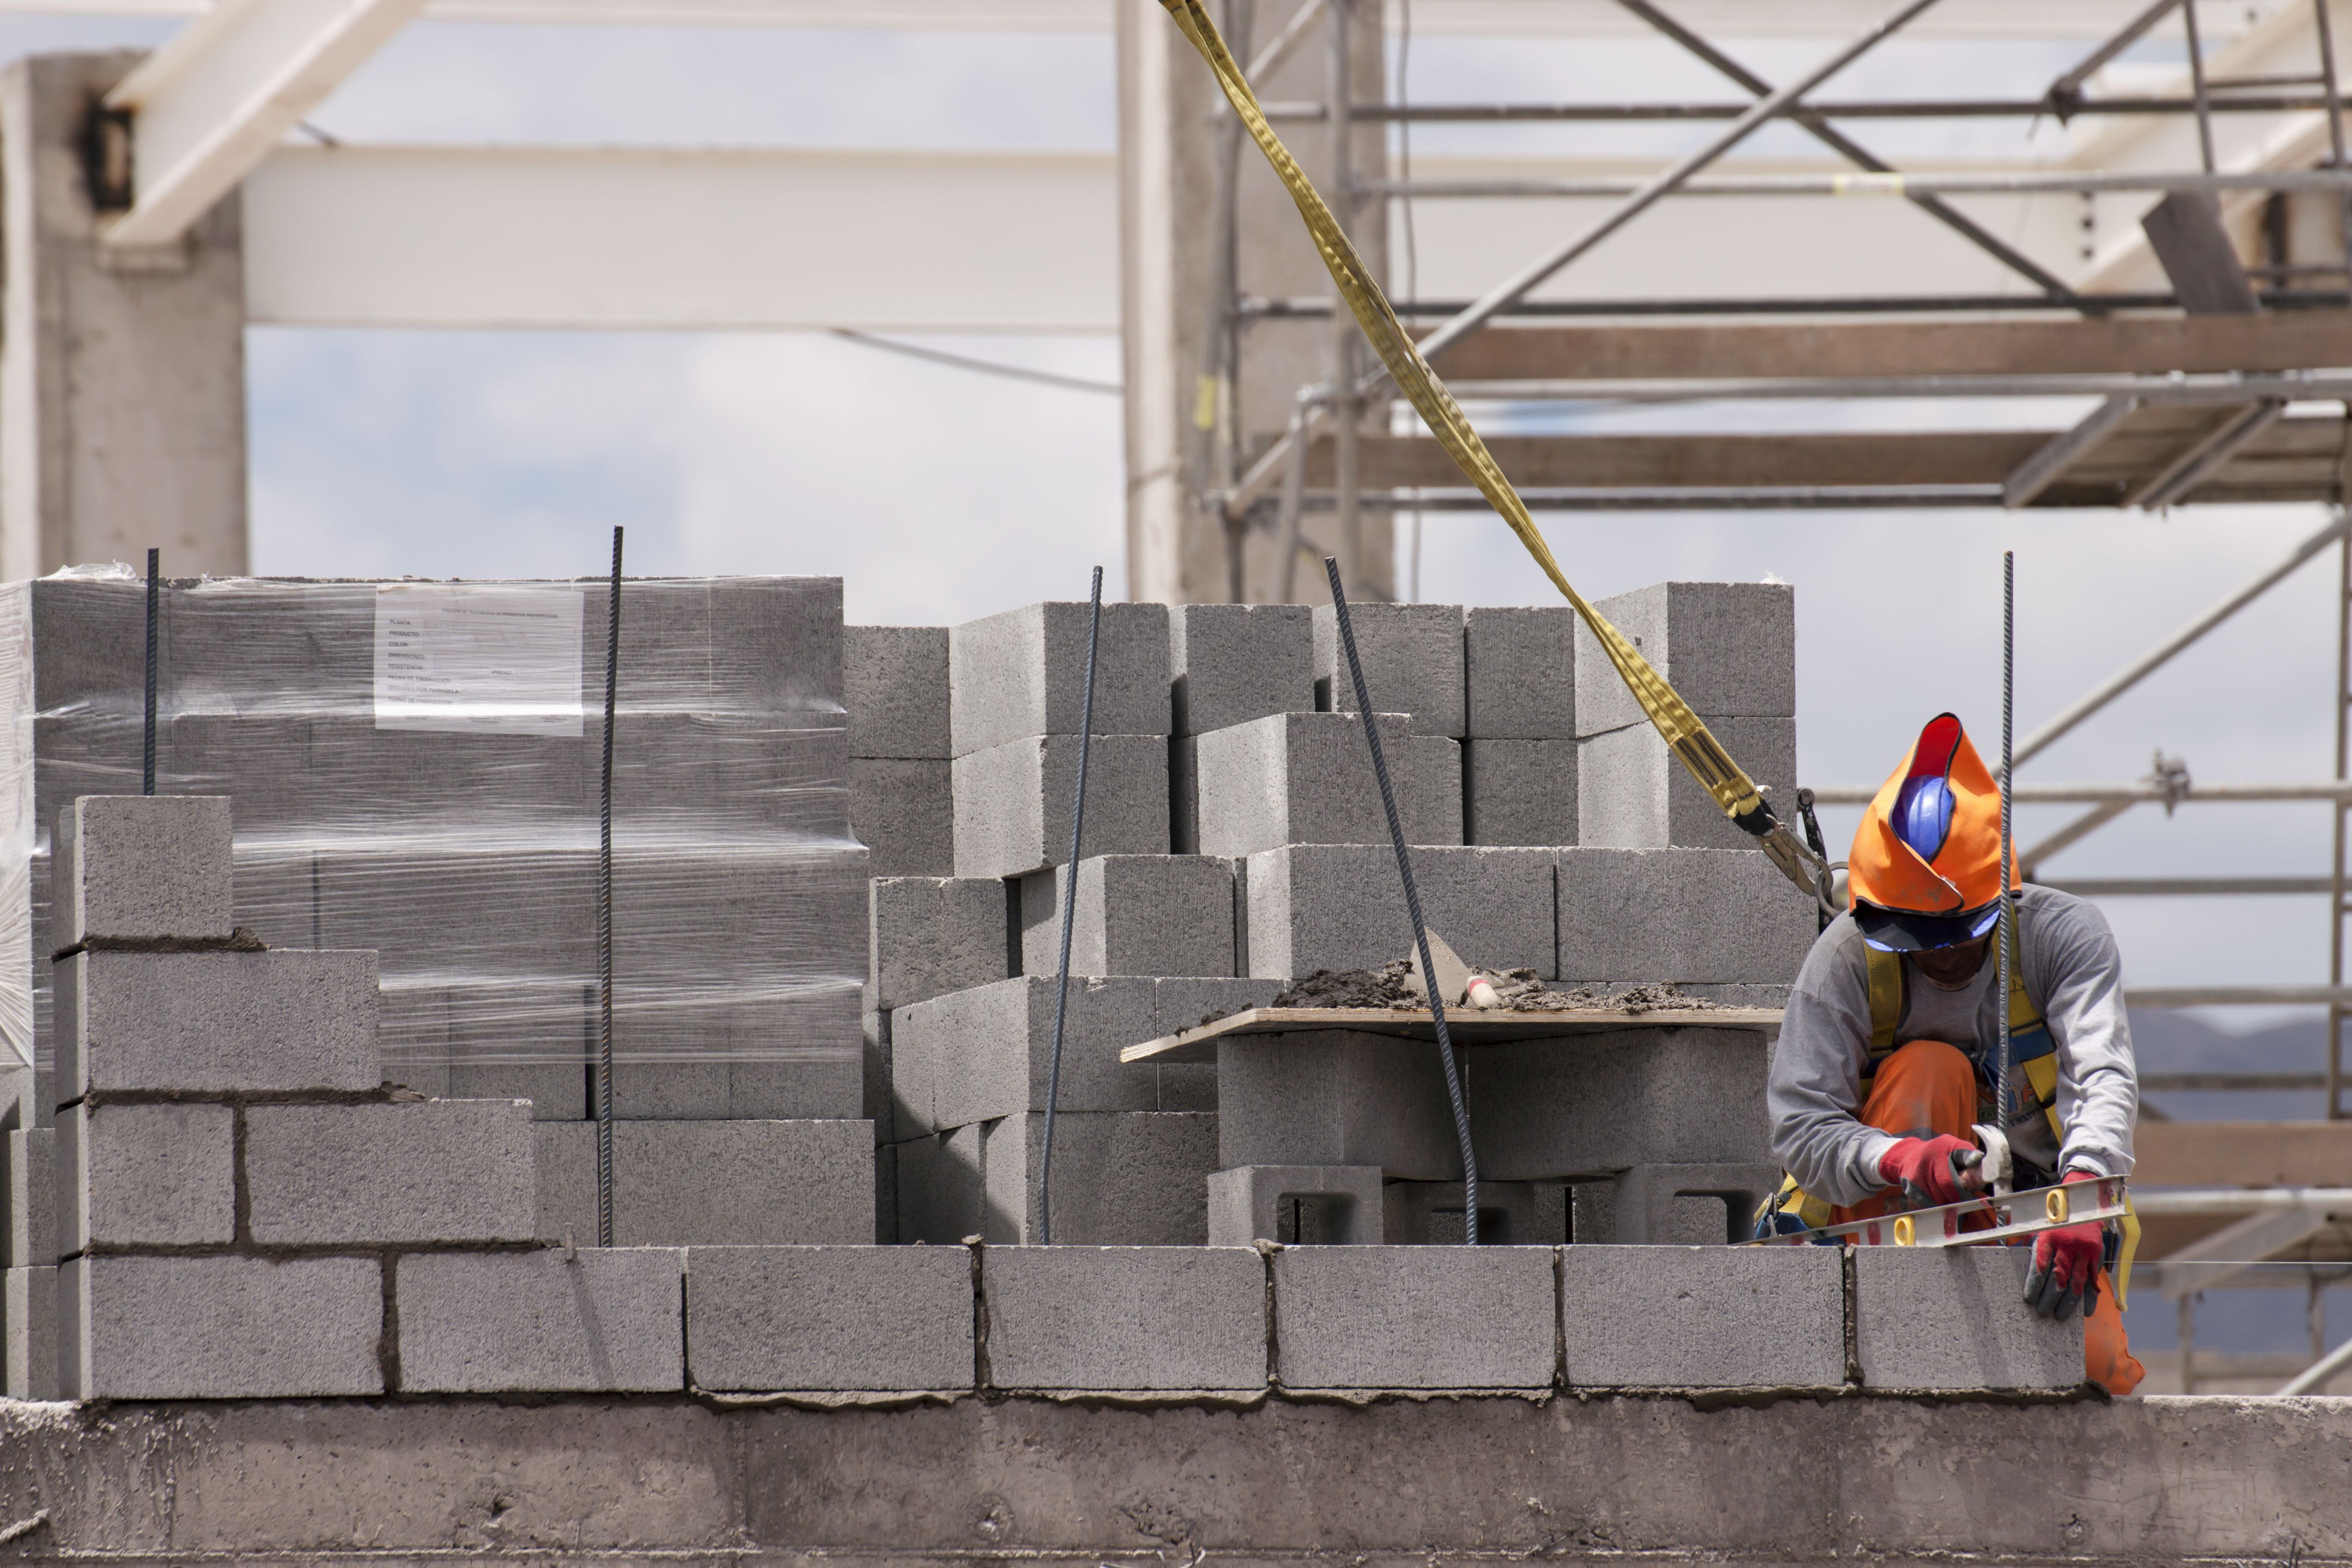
[1761,713,2144,1395]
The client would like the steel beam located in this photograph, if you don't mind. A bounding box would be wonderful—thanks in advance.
[2129,399,2289,509]
[101,0,427,249]
[2004,398,2140,508]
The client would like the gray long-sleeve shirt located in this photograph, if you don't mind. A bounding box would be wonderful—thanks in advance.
[1768,885,2138,1207]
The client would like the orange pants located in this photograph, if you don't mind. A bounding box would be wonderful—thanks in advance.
[1835,1039,2144,1396]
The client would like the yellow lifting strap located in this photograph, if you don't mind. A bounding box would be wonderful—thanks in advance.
[1154,0,1827,902]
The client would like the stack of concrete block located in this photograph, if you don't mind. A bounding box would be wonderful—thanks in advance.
[22,574,866,1128]
[949,601,1173,879]
[1168,605,1316,853]
[1464,607,1578,846]
[846,625,954,877]
[1555,845,1815,999]
[1574,582,1797,852]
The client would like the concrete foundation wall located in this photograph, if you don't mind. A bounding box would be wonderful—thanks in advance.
[0,1394,2333,1563]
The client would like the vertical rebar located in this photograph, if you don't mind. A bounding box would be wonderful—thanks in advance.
[1039,568,1105,1246]
[142,548,158,797]
[2332,524,2350,1119]
[596,526,623,1250]
[1324,556,1478,1242]
[2184,0,2217,173]
[1996,550,2016,1136]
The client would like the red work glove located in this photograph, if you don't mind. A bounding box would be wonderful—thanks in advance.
[1877,1134,1983,1208]
[2024,1170,2105,1322]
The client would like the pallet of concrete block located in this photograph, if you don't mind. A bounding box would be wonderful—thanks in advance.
[8,571,862,1114]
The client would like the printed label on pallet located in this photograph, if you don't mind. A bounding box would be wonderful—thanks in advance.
[372,584,585,736]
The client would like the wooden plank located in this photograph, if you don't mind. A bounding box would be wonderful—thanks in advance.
[2132,1122,2352,1188]
[1120,1005,1782,1064]
[1423,313,2352,382]
[1318,431,2042,490]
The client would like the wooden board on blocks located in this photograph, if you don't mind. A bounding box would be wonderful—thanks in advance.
[1119,1006,1785,1064]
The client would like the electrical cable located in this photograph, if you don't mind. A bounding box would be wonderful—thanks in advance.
[1324,555,1478,1243]
[827,329,1122,397]
[1038,567,1105,1246]
[596,526,623,1251]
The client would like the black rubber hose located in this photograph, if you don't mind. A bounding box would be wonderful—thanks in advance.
[1322,557,1479,1243]
[1038,567,1104,1246]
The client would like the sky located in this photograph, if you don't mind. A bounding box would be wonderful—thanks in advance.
[4,6,2340,1360]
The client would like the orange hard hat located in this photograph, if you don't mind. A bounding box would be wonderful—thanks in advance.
[1847,713,2016,951]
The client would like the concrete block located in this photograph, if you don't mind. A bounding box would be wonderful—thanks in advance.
[5,1265,56,1400]
[950,601,1171,756]
[1465,738,1576,848]
[872,877,1007,1010]
[894,1124,986,1244]
[446,1060,587,1122]
[55,795,234,944]
[1855,1247,2085,1391]
[1556,847,1816,986]
[1244,844,1554,980]
[56,950,379,1100]
[890,1004,937,1139]
[849,757,954,878]
[1601,1163,1781,1245]
[687,1244,973,1392]
[1218,1031,1460,1180]
[247,1100,536,1245]
[6,1128,54,1268]
[1384,1179,1569,1247]
[535,1120,874,1246]
[1469,1027,1774,1179]
[59,1102,235,1252]
[899,976,1161,1131]
[1207,1164,1384,1245]
[1273,1245,1555,1390]
[874,1137,898,1242]
[1170,603,1315,736]
[609,1060,731,1121]
[1314,602,1466,736]
[396,1249,684,1394]
[986,1245,1265,1390]
[952,734,1169,879]
[1560,1246,1844,1390]
[983,1112,1218,1245]
[1575,582,1796,734]
[1194,712,1460,859]
[1018,855,1235,978]
[723,1056,865,1123]
[846,625,950,759]
[1464,607,1577,739]
[62,1254,385,1399]
[1577,715,1798,853]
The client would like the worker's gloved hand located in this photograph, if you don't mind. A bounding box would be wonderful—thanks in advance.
[1877,1134,1982,1208]
[2024,1170,2105,1322]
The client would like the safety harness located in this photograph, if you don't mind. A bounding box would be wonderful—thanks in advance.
[1754,913,2139,1302]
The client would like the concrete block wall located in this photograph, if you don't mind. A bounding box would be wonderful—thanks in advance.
[40,793,875,1401]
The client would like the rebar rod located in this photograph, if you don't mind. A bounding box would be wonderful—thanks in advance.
[141,549,157,798]
[1996,550,2016,1144]
[1038,568,1104,1247]
[596,526,622,1251]
[1323,556,1478,1243]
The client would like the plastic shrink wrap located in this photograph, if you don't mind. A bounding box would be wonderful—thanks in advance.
[8,570,862,1109]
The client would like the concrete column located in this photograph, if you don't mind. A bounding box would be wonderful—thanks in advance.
[0,53,248,583]
[1118,1,1389,607]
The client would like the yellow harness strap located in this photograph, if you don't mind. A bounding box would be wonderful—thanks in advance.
[1153,0,1826,899]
